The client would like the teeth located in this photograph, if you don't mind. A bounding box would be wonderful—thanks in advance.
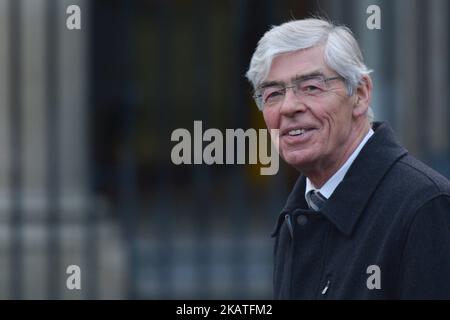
[288,129,306,136]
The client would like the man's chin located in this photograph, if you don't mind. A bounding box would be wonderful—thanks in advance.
[282,150,313,169]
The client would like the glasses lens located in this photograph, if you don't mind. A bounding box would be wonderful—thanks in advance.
[296,77,327,96]
[261,86,284,107]
[255,76,343,110]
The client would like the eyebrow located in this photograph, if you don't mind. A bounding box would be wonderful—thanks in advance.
[259,70,326,89]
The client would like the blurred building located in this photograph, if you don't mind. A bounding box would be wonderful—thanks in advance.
[0,0,448,299]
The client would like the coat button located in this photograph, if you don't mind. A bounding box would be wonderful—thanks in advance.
[296,214,308,226]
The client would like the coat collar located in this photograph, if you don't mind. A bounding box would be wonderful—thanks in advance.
[272,122,408,237]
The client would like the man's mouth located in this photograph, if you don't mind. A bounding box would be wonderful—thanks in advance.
[284,127,315,137]
[288,128,307,136]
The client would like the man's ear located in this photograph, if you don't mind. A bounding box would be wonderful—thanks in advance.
[352,75,372,118]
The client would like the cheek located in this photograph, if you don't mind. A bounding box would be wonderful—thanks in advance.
[317,109,352,148]
[313,100,350,133]
[262,110,279,129]
[309,110,342,150]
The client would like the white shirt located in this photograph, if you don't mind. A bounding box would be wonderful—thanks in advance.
[305,128,374,206]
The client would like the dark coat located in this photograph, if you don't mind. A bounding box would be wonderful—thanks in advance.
[271,122,450,299]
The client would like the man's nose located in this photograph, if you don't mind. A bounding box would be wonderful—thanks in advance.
[279,88,306,116]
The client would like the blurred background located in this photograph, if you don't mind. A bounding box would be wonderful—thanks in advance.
[0,0,448,299]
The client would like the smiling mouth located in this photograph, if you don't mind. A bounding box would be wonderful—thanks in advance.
[286,128,315,136]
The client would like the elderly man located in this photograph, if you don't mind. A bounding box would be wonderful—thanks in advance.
[246,18,450,299]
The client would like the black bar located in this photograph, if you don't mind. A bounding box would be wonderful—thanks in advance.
[417,0,429,158]
[117,0,139,299]
[9,0,23,300]
[229,0,251,299]
[46,0,60,299]
[85,1,99,299]
[192,0,214,298]
[153,0,174,298]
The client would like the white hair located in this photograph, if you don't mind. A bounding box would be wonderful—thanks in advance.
[246,18,374,121]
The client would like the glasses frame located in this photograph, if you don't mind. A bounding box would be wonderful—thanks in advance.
[253,75,348,111]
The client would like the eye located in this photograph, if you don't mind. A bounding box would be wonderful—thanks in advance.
[303,85,321,93]
[263,89,283,103]
[299,80,325,95]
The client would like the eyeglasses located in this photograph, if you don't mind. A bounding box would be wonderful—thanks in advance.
[253,75,346,110]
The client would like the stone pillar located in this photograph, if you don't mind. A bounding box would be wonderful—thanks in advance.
[0,0,126,299]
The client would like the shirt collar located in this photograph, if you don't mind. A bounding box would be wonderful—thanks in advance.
[272,122,408,237]
[305,128,374,200]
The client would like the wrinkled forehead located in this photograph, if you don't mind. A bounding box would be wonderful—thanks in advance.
[264,46,331,84]
[259,70,328,89]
